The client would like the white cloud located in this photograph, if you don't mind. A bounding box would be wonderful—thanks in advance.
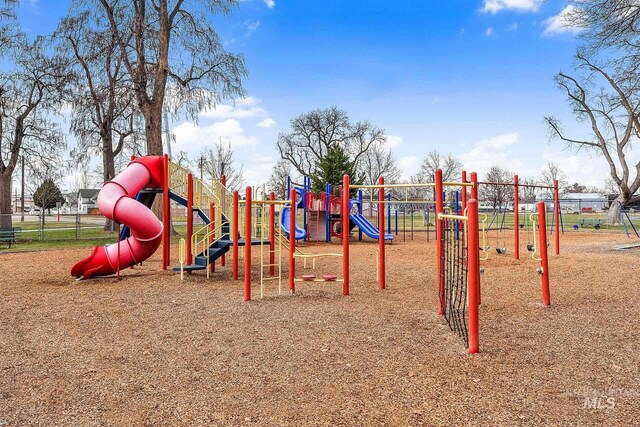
[506,23,519,32]
[200,97,267,120]
[482,0,544,14]
[264,0,275,8]
[479,132,518,149]
[246,20,261,35]
[485,27,495,36]
[432,97,442,104]
[542,6,583,37]
[398,155,419,180]
[541,147,610,188]
[257,118,276,128]
[386,135,403,149]
[461,132,522,176]
[241,154,277,186]
[172,119,259,153]
[29,0,39,7]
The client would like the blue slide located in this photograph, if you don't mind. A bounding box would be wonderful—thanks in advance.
[349,200,394,240]
[280,187,307,240]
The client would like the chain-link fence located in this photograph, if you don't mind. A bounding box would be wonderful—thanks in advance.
[0,213,118,244]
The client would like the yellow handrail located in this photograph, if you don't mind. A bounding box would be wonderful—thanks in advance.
[179,238,186,281]
[529,212,542,261]
[480,213,489,261]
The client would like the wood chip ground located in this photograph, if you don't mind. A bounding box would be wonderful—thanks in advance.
[0,231,638,426]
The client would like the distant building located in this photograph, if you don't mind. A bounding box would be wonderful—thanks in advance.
[11,195,34,213]
[558,193,609,213]
[77,189,101,214]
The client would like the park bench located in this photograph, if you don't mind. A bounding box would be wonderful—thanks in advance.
[578,218,602,230]
[0,227,22,248]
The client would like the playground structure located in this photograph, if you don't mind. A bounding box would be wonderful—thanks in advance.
[70,155,554,354]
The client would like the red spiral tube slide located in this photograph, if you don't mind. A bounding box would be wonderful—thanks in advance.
[71,156,164,279]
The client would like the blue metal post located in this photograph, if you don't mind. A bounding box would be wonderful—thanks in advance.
[325,182,331,242]
[395,208,398,235]
[358,189,363,241]
[302,177,308,241]
[287,176,291,202]
[387,193,391,234]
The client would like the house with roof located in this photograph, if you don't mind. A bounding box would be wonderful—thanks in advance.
[77,189,101,214]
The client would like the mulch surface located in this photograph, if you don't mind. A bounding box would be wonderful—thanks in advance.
[0,231,638,426]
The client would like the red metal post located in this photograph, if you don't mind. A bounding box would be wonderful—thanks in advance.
[461,170,467,211]
[186,173,193,266]
[514,174,520,260]
[162,154,170,270]
[288,188,296,293]
[244,187,252,302]
[538,201,551,306]
[221,175,227,266]
[553,179,560,256]
[435,169,444,315]
[470,172,480,305]
[210,202,215,273]
[467,198,480,354]
[378,176,386,290]
[232,191,239,280]
[342,175,350,296]
[269,192,275,277]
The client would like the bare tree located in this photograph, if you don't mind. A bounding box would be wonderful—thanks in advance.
[277,106,386,179]
[0,35,69,230]
[359,142,401,184]
[412,150,463,183]
[92,0,247,155]
[200,139,245,191]
[545,54,639,223]
[482,166,513,210]
[519,176,538,203]
[56,10,141,187]
[267,160,291,200]
[539,161,568,193]
[546,3,640,223]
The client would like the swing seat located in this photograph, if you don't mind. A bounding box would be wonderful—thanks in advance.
[301,274,316,281]
[496,247,507,255]
[322,274,338,281]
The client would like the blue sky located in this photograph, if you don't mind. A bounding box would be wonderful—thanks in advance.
[17,0,615,188]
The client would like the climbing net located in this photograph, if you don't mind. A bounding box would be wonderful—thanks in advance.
[439,217,470,348]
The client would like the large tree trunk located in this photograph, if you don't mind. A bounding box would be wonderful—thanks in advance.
[142,103,163,156]
[607,194,628,225]
[102,134,117,232]
[0,172,13,230]
[141,103,178,235]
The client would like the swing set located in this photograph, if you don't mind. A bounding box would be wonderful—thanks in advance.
[476,174,561,259]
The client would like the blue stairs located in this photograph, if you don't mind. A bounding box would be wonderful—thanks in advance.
[173,239,231,272]
[169,191,209,223]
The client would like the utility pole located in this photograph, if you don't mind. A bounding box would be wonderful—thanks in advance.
[20,156,24,222]
[199,155,204,182]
